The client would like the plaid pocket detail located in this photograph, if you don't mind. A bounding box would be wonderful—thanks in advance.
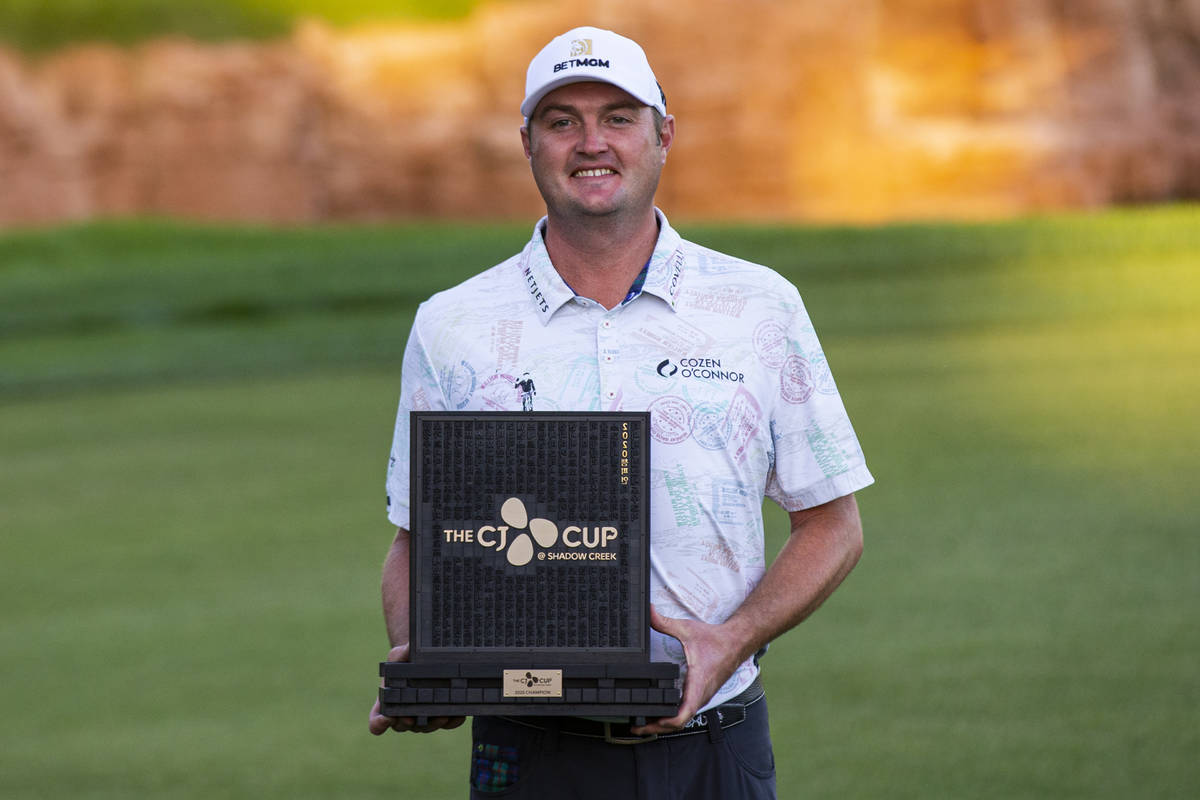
[471,742,520,792]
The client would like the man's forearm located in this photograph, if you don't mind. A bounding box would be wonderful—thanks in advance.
[371,526,466,734]
[381,528,411,647]
[725,493,864,664]
[634,493,863,734]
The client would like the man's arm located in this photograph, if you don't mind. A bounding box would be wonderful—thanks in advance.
[381,527,411,648]
[633,492,864,735]
[368,528,466,735]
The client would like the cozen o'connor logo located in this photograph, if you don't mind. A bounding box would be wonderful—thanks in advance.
[655,357,744,383]
[441,497,618,567]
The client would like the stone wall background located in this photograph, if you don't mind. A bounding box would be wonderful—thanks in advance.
[2,0,1198,225]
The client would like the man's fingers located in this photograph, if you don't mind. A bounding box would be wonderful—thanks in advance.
[648,604,688,640]
[631,707,692,736]
[371,644,410,734]
[368,699,412,735]
[417,716,450,732]
[369,697,466,735]
[369,699,407,735]
[372,645,465,735]
[413,716,448,732]
[398,715,467,734]
[632,692,699,735]
[635,672,707,733]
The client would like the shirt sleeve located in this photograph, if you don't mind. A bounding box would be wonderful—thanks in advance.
[764,290,873,511]
[386,311,446,529]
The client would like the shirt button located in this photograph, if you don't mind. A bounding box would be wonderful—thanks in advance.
[603,355,614,363]
[602,320,612,329]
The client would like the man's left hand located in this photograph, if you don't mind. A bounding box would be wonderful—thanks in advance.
[629,605,750,736]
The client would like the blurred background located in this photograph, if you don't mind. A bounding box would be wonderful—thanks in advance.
[4,0,1200,225]
[1,1,1198,798]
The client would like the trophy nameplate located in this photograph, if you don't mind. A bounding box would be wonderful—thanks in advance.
[379,412,680,724]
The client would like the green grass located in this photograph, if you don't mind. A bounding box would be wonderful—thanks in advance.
[1,206,1198,798]
[0,1,504,52]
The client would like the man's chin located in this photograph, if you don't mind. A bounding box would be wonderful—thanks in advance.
[565,193,631,218]
[578,205,621,218]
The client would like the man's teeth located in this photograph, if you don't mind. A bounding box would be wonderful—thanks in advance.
[574,168,615,177]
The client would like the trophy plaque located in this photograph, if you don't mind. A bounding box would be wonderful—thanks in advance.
[379,411,681,725]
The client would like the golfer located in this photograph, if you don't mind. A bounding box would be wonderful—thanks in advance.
[370,25,873,799]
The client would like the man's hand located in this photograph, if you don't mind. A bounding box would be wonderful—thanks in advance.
[630,605,750,736]
[368,644,466,735]
[629,495,864,737]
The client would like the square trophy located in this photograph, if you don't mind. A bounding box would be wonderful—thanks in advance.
[379,411,681,725]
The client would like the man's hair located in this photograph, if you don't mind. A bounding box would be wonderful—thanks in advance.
[650,108,665,144]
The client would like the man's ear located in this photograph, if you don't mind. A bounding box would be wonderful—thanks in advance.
[521,125,533,159]
[658,114,676,163]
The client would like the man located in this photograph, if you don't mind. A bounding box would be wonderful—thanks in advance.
[514,372,536,411]
[369,26,873,799]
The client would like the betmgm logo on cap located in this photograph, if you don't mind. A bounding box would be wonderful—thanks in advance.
[522,26,667,119]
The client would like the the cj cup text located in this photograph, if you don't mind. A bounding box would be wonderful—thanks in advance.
[445,497,619,567]
[441,525,618,550]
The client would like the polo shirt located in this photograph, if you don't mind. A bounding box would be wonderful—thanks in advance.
[386,210,873,710]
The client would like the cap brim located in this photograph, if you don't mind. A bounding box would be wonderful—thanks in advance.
[521,75,662,119]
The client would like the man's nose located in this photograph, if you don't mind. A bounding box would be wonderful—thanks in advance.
[576,122,609,154]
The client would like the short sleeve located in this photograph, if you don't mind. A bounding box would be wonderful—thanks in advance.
[385,311,446,529]
[764,291,873,511]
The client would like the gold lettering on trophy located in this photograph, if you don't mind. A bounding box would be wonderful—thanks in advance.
[503,669,563,698]
[476,525,510,551]
[561,526,619,548]
[620,422,630,485]
[446,499,619,566]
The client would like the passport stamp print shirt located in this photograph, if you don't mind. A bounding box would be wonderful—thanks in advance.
[387,210,873,710]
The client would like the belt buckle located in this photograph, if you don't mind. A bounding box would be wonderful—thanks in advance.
[602,721,658,745]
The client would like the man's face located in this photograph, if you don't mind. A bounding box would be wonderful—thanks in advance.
[521,82,674,222]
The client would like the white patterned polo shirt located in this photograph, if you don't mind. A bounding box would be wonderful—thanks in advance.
[386,210,873,710]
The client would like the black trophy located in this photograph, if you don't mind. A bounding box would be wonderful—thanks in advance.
[379,411,681,725]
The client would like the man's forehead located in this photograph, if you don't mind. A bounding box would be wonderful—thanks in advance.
[532,81,645,117]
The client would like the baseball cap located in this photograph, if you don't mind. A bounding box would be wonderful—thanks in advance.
[522,26,666,119]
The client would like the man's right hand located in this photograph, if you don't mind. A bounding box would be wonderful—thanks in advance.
[368,644,467,735]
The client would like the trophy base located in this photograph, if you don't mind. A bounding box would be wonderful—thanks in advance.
[379,661,681,723]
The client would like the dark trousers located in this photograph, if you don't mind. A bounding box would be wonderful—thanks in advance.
[468,696,776,799]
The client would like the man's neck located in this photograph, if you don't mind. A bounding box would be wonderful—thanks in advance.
[542,209,660,310]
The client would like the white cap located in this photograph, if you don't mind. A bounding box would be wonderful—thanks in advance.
[522,26,665,119]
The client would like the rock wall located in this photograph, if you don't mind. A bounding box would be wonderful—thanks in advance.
[1,0,1198,225]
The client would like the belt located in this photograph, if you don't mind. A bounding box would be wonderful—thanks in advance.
[499,675,764,745]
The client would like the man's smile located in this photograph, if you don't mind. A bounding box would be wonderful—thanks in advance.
[572,168,617,178]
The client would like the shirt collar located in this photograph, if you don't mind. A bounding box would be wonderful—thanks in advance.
[519,208,686,324]
[518,219,577,323]
[638,208,686,311]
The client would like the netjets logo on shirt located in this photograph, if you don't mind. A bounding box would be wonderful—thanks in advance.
[440,497,618,567]
[656,357,745,383]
